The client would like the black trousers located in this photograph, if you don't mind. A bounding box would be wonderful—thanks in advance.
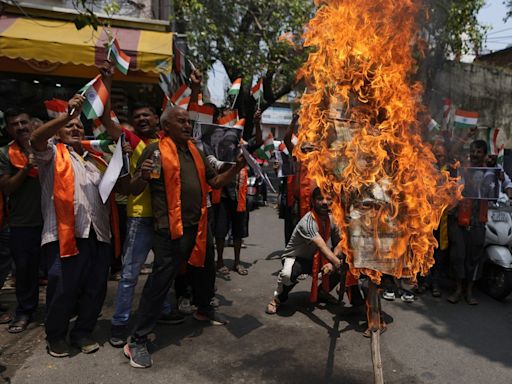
[10,226,42,318]
[277,257,340,303]
[132,226,215,340]
[44,229,110,342]
[0,227,12,289]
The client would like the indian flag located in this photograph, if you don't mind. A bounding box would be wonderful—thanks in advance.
[255,133,274,160]
[189,103,215,123]
[108,38,131,75]
[277,141,289,155]
[233,118,245,129]
[218,111,238,127]
[427,118,439,132]
[170,84,192,105]
[228,78,242,96]
[44,99,68,118]
[251,79,263,101]
[81,139,115,155]
[93,111,119,139]
[454,109,479,129]
[79,75,108,120]
[487,127,507,164]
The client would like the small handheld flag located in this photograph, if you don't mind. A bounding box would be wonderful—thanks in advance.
[108,38,131,75]
[78,75,109,120]
[228,78,242,96]
[454,109,479,129]
[188,103,215,123]
[217,111,238,127]
[44,99,68,118]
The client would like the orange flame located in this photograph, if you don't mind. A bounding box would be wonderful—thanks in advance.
[296,0,461,283]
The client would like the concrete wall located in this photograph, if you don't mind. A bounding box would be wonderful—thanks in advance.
[432,61,512,147]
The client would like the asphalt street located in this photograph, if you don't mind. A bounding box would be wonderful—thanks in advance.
[1,205,512,384]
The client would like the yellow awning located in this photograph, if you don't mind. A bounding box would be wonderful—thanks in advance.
[0,15,172,81]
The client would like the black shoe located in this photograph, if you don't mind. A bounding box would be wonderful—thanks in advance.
[157,312,185,325]
[47,339,70,358]
[193,310,228,326]
[124,337,152,368]
[109,324,128,347]
[71,336,100,354]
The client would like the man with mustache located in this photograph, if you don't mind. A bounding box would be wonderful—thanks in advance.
[0,109,43,333]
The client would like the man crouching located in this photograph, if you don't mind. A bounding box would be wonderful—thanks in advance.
[266,187,342,314]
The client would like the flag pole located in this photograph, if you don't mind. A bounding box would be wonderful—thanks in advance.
[231,92,239,110]
[69,76,99,116]
[257,93,261,110]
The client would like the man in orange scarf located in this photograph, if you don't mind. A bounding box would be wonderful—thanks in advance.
[30,95,129,358]
[0,108,43,334]
[266,187,343,315]
[124,106,245,369]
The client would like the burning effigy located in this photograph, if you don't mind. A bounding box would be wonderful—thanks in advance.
[296,0,461,284]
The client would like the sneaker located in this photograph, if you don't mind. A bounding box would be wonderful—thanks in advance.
[382,290,395,301]
[400,291,415,303]
[109,324,128,348]
[193,310,228,326]
[47,339,70,358]
[124,338,152,368]
[178,297,197,315]
[71,336,100,354]
[157,312,185,325]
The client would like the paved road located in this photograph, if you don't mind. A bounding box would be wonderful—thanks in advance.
[1,206,512,383]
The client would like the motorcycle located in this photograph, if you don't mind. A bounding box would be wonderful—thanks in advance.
[481,196,512,300]
[247,176,262,211]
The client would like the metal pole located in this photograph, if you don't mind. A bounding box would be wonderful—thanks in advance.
[367,281,384,384]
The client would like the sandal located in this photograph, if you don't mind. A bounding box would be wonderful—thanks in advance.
[362,322,387,338]
[265,299,279,315]
[234,265,248,276]
[217,266,230,275]
[0,312,12,324]
[8,317,29,334]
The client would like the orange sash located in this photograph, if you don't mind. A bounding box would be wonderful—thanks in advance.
[8,143,38,177]
[160,137,208,267]
[237,167,248,212]
[211,188,222,204]
[54,144,121,258]
[310,211,331,303]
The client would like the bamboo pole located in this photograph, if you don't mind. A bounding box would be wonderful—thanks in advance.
[367,281,384,384]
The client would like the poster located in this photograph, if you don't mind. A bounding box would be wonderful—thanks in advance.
[196,123,243,163]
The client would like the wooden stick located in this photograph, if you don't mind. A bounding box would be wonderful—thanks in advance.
[367,282,384,384]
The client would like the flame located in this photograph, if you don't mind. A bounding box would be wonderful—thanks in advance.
[296,0,461,283]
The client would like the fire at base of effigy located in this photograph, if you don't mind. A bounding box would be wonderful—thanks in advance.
[296,0,462,382]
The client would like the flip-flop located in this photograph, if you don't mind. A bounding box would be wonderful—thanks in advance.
[265,300,279,315]
[8,317,29,334]
[217,266,230,275]
[0,312,12,324]
[234,265,248,275]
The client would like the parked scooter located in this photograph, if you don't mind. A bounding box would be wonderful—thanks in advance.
[481,195,512,300]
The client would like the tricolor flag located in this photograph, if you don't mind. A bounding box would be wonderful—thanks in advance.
[487,127,507,164]
[108,38,131,75]
[170,84,192,106]
[79,75,109,120]
[277,141,289,155]
[188,103,215,123]
[251,79,263,101]
[162,94,171,112]
[255,133,275,160]
[442,98,452,128]
[81,139,115,156]
[218,111,238,127]
[92,111,119,139]
[228,78,242,96]
[233,118,245,130]
[454,109,479,129]
[177,97,190,110]
[427,118,439,132]
[44,99,68,118]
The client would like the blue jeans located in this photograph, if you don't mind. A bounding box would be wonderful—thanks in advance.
[111,217,171,327]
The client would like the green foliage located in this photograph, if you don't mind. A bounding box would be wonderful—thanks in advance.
[72,1,121,30]
[173,0,314,112]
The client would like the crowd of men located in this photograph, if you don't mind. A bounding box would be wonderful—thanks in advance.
[0,60,508,369]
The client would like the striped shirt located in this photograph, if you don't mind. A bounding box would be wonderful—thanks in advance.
[281,211,340,261]
[33,142,111,246]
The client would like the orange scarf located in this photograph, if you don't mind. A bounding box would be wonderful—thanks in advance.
[54,143,121,258]
[310,210,331,303]
[211,188,222,204]
[237,167,248,212]
[8,142,38,177]
[160,137,208,267]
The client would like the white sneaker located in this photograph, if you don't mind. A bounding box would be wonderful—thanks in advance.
[382,290,395,301]
[400,292,415,303]
[178,297,196,315]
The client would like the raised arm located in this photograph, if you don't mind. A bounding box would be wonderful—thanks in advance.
[98,60,122,141]
[30,95,84,152]
[253,109,263,148]
[207,153,246,190]
[188,70,202,107]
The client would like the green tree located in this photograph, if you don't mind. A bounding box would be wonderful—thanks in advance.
[172,0,314,135]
